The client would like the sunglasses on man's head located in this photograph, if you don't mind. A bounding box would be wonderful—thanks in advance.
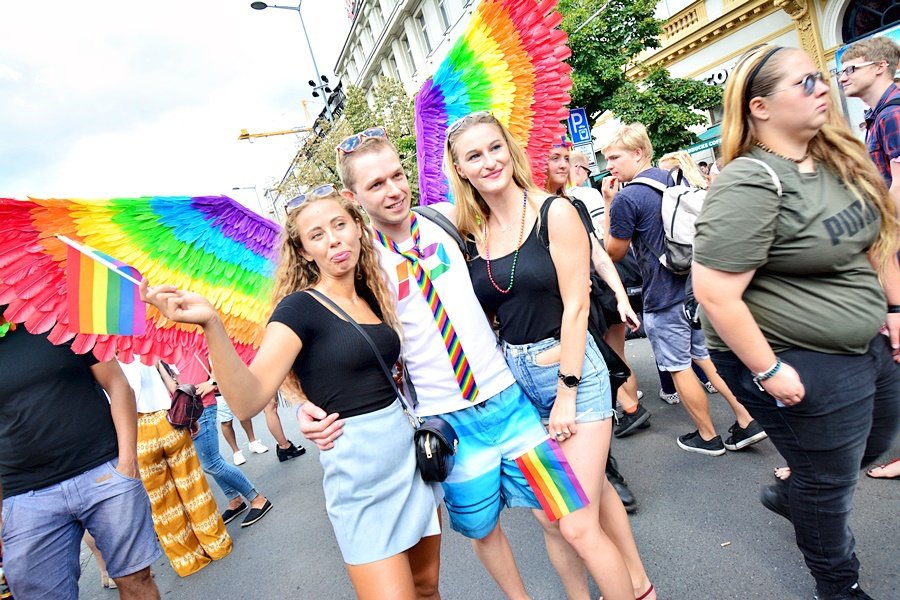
[764,71,826,97]
[337,127,388,154]
[446,111,494,136]
[285,183,337,212]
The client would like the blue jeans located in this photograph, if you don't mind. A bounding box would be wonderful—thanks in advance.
[1,460,161,597]
[711,335,899,597]
[193,404,259,502]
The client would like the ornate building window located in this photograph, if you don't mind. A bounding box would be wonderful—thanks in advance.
[842,0,900,42]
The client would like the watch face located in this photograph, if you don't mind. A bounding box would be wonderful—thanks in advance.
[559,374,580,387]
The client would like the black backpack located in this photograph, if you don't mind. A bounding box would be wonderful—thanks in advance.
[537,196,631,395]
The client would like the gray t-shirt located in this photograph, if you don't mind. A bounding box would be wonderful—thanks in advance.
[694,148,885,354]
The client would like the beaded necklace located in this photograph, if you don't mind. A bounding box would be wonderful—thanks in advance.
[484,189,528,294]
[755,141,809,164]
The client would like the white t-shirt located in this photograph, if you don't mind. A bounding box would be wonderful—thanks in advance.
[567,185,606,237]
[374,216,515,417]
[119,360,172,413]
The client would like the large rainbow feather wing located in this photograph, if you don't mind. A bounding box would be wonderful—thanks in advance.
[415,0,572,205]
[0,197,280,366]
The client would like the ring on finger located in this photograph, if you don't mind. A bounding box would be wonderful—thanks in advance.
[554,432,564,439]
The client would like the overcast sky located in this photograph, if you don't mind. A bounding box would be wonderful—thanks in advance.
[0,0,351,214]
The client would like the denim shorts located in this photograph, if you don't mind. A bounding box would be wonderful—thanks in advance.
[1,459,161,597]
[215,395,235,423]
[502,334,614,424]
[643,302,710,371]
[437,382,547,540]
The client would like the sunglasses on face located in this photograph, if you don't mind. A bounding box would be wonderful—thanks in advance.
[285,183,337,212]
[830,61,879,78]
[764,71,826,97]
[337,127,388,154]
[446,111,494,136]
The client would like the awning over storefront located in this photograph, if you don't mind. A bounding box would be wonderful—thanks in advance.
[687,123,721,154]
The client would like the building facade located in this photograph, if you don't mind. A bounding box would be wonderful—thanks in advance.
[622,0,900,163]
[334,0,479,102]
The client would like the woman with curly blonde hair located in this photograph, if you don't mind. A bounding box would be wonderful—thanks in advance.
[693,45,900,600]
[142,186,442,600]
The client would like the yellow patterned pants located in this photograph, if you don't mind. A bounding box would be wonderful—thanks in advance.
[137,410,233,577]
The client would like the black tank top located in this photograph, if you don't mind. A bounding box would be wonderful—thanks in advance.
[467,218,564,345]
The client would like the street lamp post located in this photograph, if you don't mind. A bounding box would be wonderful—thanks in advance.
[231,185,271,218]
[250,1,334,121]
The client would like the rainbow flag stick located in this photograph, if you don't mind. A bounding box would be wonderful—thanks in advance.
[513,436,590,522]
[57,235,141,286]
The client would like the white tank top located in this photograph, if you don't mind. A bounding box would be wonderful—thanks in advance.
[374,216,515,417]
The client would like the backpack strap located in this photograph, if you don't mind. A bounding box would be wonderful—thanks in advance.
[866,97,900,130]
[412,205,467,258]
[733,157,783,197]
[627,177,667,194]
[537,196,567,250]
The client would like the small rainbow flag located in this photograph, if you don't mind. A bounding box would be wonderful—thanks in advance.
[63,237,146,336]
[514,437,589,522]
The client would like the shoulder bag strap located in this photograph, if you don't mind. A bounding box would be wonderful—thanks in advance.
[306,289,419,416]
[412,205,467,258]
[733,157,783,197]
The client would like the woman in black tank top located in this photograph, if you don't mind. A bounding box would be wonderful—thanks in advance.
[445,112,655,600]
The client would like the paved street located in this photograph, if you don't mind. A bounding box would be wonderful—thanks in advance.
[79,337,899,600]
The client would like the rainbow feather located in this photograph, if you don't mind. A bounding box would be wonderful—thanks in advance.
[414,0,572,205]
[0,197,280,366]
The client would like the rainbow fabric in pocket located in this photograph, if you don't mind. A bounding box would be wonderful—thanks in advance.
[66,244,146,336]
[514,437,589,522]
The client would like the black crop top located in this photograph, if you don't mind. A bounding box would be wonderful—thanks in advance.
[467,216,564,346]
[269,291,400,419]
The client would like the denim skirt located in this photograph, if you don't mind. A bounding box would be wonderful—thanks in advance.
[502,335,614,423]
[319,400,442,565]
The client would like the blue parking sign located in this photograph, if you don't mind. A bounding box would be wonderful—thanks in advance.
[568,108,591,145]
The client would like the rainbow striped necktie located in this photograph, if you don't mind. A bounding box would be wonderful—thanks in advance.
[374,213,478,402]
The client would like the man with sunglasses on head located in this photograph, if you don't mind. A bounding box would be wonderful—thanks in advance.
[837,37,900,201]
[297,127,599,599]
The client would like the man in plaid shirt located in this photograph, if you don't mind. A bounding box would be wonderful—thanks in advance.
[837,37,900,206]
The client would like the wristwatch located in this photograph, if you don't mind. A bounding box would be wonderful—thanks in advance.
[558,372,581,388]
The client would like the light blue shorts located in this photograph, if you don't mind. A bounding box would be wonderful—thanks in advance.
[502,335,614,424]
[1,459,161,597]
[644,302,710,371]
[437,382,547,540]
[215,395,235,423]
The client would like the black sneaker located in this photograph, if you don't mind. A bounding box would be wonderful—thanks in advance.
[241,499,273,528]
[221,501,248,524]
[724,420,768,451]
[276,441,307,462]
[760,484,791,522]
[676,430,726,456]
[614,404,651,438]
[814,582,875,600]
[606,454,637,513]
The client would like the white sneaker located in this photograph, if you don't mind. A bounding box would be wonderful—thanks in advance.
[233,450,247,466]
[659,389,681,405]
[636,390,644,401]
[248,439,269,454]
[704,381,718,394]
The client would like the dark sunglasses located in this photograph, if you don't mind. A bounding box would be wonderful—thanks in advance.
[337,127,387,154]
[446,111,494,136]
[285,183,337,212]
[764,71,826,97]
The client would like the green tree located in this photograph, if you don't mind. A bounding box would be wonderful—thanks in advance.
[559,0,722,154]
[274,77,418,202]
[608,67,722,156]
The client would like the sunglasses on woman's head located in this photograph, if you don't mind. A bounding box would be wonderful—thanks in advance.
[337,127,388,154]
[285,183,337,212]
[446,111,494,135]
[764,71,826,97]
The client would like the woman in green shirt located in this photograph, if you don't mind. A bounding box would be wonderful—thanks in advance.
[692,45,900,600]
